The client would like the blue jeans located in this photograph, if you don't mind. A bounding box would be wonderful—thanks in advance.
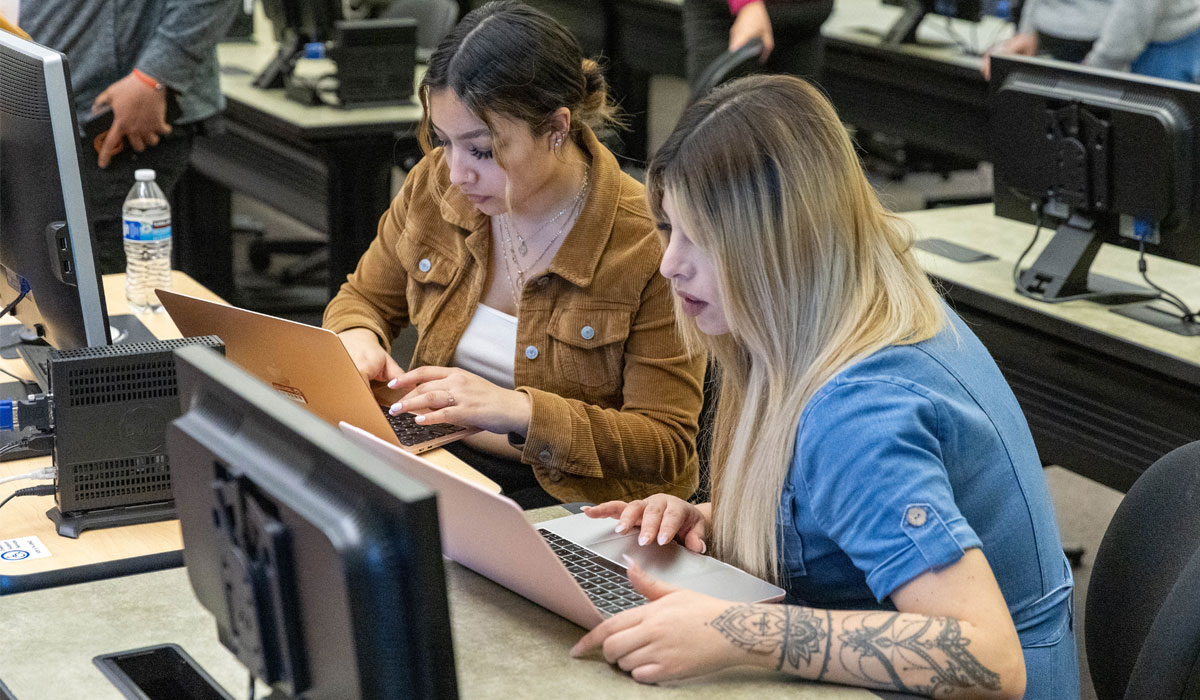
[1132,25,1200,83]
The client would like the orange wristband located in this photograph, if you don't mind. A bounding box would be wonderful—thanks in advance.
[131,68,164,91]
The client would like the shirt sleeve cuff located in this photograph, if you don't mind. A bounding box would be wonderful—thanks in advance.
[865,506,982,601]
[517,386,604,478]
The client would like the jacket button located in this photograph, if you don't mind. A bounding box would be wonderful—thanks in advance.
[547,468,563,482]
[525,345,539,360]
[906,506,928,527]
[538,447,552,462]
[535,275,550,289]
[418,258,431,272]
[580,325,595,340]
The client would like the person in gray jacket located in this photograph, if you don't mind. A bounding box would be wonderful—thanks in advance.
[983,0,1200,82]
[19,0,241,273]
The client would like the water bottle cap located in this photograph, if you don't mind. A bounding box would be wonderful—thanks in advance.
[134,169,157,182]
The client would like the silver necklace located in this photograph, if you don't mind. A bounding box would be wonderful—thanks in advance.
[512,164,590,256]
[497,166,590,306]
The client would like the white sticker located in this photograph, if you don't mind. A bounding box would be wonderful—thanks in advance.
[0,535,50,562]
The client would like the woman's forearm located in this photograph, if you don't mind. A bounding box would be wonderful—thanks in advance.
[708,604,1023,699]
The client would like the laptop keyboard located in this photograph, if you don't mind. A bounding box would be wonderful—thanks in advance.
[539,529,648,616]
[383,409,467,446]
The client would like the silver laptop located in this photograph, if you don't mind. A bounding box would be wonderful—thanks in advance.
[158,289,477,454]
[339,422,786,630]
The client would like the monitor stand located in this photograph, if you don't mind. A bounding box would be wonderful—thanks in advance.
[1016,216,1159,306]
[0,313,157,462]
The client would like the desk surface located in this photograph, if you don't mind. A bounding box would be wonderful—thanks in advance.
[0,273,483,594]
[903,205,1200,373]
[0,506,887,700]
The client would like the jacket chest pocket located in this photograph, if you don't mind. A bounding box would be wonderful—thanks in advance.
[396,237,457,326]
[547,308,632,392]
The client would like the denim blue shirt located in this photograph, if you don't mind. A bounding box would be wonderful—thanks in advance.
[780,308,1079,699]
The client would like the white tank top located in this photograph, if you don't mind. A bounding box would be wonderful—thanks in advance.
[451,304,517,389]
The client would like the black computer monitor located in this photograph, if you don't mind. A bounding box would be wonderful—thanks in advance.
[0,31,110,351]
[990,55,1200,333]
[169,345,458,699]
[882,0,983,46]
[254,0,393,89]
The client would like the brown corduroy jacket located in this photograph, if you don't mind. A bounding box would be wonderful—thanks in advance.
[323,127,704,503]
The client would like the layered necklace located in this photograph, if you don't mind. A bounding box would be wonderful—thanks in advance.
[498,162,590,307]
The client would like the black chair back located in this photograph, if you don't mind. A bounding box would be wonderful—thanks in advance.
[688,37,764,106]
[1086,440,1200,699]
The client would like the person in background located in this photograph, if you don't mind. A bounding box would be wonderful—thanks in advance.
[572,74,1078,699]
[683,0,834,90]
[323,1,705,509]
[983,0,1200,82]
[18,0,241,273]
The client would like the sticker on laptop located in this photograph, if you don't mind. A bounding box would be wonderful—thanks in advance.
[272,383,309,405]
[0,535,50,561]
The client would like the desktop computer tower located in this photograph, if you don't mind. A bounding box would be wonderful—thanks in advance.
[47,336,224,537]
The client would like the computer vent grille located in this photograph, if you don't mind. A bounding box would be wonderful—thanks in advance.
[65,454,172,504]
[63,361,178,407]
[0,52,49,120]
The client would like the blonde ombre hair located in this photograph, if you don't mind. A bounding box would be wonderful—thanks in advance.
[646,75,946,583]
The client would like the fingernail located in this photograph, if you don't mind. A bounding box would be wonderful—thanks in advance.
[614,523,626,534]
[394,401,403,411]
[569,643,582,657]
[622,554,637,569]
[657,534,668,545]
[580,505,591,511]
[414,415,426,423]
[638,534,649,546]
[388,379,398,388]
[700,541,707,554]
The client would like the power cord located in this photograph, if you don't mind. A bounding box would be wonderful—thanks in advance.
[0,484,55,513]
[1137,240,1199,323]
[0,434,55,460]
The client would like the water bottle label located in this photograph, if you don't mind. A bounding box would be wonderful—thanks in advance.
[123,219,171,242]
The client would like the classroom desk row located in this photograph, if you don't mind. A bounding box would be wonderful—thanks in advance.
[0,274,901,699]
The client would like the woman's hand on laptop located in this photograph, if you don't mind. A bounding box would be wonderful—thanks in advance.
[584,496,710,554]
[338,328,404,385]
[571,557,752,683]
[387,365,533,435]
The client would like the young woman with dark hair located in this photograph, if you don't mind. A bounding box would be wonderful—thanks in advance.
[323,1,704,509]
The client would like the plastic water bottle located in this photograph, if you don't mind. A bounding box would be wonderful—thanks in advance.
[123,169,172,312]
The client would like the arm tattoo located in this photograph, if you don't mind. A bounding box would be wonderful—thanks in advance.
[837,612,1001,695]
[708,605,826,670]
[708,606,1002,695]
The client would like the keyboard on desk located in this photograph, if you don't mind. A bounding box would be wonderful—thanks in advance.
[383,408,468,447]
[539,529,648,616]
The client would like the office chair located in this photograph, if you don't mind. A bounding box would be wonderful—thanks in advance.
[1085,439,1200,700]
[689,37,764,106]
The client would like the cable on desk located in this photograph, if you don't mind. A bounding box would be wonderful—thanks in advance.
[0,465,55,486]
[1137,240,1199,324]
[0,484,55,513]
[0,434,54,460]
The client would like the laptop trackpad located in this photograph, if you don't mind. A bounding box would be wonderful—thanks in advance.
[588,536,713,580]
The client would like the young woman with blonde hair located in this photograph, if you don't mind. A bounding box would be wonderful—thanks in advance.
[574,74,1078,699]
[323,1,705,508]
